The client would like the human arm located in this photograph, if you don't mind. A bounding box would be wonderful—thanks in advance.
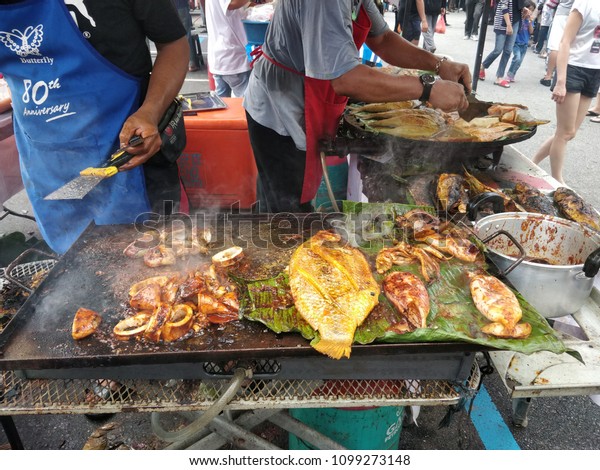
[330,31,470,112]
[118,36,189,170]
[552,8,583,104]
[416,0,429,33]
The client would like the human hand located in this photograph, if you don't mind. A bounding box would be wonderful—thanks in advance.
[421,19,429,33]
[428,80,469,112]
[551,82,567,104]
[117,109,162,171]
[437,59,472,95]
[507,24,513,35]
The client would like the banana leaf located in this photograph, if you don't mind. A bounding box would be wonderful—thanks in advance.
[237,259,566,356]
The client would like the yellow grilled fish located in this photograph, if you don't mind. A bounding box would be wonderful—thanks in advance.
[288,231,380,359]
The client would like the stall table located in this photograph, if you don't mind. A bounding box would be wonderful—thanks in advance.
[2,145,600,448]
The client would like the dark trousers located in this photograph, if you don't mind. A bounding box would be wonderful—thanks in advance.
[143,152,181,215]
[246,111,313,213]
[535,25,550,54]
[464,0,484,36]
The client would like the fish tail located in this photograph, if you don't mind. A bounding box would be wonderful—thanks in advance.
[311,337,351,360]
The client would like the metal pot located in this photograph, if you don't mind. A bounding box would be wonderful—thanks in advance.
[472,211,600,318]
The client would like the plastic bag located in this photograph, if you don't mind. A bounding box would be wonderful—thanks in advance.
[435,16,446,34]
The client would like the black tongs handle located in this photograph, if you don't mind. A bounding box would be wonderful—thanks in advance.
[101,135,144,169]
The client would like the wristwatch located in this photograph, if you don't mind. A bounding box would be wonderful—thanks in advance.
[419,73,436,103]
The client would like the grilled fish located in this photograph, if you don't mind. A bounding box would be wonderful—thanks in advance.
[512,182,557,215]
[383,271,430,331]
[554,187,600,231]
[436,173,469,214]
[469,273,531,339]
[364,108,446,139]
[463,169,524,212]
[288,230,380,359]
[348,101,414,114]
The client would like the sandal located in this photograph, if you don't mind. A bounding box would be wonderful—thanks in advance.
[586,110,600,117]
[540,78,552,87]
[478,69,485,81]
[591,116,600,123]
[494,80,510,88]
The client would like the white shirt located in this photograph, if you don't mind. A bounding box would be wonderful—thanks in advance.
[568,0,600,69]
[205,0,251,76]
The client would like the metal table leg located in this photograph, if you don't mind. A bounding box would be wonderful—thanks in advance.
[1,416,24,449]
[512,397,532,428]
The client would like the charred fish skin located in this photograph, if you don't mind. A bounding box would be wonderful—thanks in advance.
[436,173,469,214]
[383,271,430,331]
[289,231,380,360]
[513,182,557,216]
[554,187,600,231]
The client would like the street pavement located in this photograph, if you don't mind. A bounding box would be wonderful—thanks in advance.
[1,10,599,452]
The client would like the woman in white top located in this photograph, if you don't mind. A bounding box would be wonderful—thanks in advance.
[532,0,600,183]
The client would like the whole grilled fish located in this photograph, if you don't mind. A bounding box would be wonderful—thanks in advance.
[463,169,524,212]
[512,181,557,216]
[288,231,380,359]
[554,187,600,231]
[436,173,469,214]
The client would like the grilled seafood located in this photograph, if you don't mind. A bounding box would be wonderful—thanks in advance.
[72,307,102,340]
[487,104,550,127]
[116,255,240,342]
[143,245,176,268]
[436,173,469,214]
[383,271,430,332]
[129,275,173,311]
[124,225,213,265]
[365,108,446,140]
[288,230,380,359]
[348,101,415,114]
[394,209,445,238]
[415,229,480,263]
[511,182,557,215]
[554,187,600,231]
[469,273,531,339]
[113,312,152,340]
[376,241,442,283]
[161,304,195,342]
[463,169,524,212]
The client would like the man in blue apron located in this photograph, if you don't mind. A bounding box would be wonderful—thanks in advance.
[0,0,189,254]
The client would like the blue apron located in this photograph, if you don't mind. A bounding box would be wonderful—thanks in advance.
[0,0,151,254]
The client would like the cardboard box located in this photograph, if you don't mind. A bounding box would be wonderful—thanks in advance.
[178,98,257,210]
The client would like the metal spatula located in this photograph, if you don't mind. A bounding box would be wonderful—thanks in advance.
[44,136,143,201]
[457,93,494,122]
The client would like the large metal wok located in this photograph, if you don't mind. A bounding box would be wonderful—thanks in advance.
[332,110,538,174]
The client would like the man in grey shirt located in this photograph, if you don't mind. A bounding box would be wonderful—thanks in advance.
[244,0,471,213]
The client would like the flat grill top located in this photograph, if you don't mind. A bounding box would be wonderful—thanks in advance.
[0,214,482,375]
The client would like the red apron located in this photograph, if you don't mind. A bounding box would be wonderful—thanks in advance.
[261,6,372,204]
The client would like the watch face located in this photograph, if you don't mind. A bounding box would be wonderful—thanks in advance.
[421,73,436,85]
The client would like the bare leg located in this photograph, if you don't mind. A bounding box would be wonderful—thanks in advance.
[532,135,554,165]
[547,93,592,183]
[588,92,600,115]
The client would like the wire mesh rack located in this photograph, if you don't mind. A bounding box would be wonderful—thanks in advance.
[0,259,57,335]
[0,362,481,416]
